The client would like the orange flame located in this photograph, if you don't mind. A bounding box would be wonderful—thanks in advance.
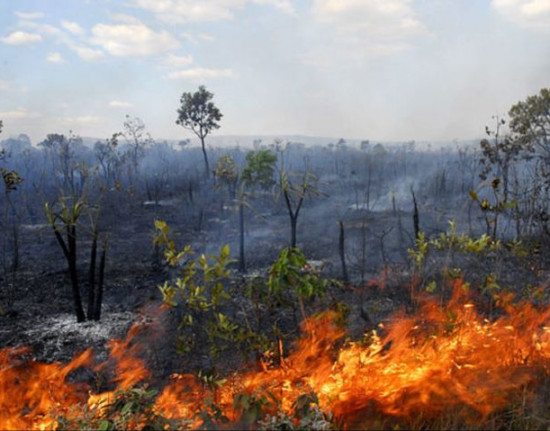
[2,283,550,429]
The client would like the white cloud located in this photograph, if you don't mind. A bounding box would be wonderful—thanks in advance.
[47,52,65,63]
[69,44,105,61]
[199,33,215,42]
[14,11,45,20]
[75,115,100,124]
[492,0,550,30]
[311,0,427,51]
[91,21,179,56]
[0,81,6,91]
[132,0,294,23]
[107,13,142,24]
[166,67,233,80]
[17,20,62,36]
[0,108,42,119]
[109,100,134,108]
[1,31,43,45]
[253,0,294,14]
[59,115,101,126]
[61,20,85,35]
[163,53,193,67]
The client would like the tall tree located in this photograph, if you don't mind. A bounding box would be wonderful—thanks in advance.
[39,133,80,193]
[123,115,151,181]
[176,85,222,178]
[0,120,24,275]
[214,150,277,273]
[479,116,522,203]
[509,87,550,165]
[508,88,550,235]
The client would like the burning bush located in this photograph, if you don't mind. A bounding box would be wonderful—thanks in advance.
[2,278,550,429]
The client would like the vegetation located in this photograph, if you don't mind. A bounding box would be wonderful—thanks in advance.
[278,168,320,248]
[2,88,550,430]
[176,85,222,178]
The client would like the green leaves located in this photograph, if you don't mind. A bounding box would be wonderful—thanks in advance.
[0,168,23,192]
[242,149,277,190]
[509,87,550,153]
[409,220,502,272]
[233,391,276,426]
[44,198,85,228]
[154,220,237,356]
[408,231,429,270]
[215,154,238,185]
[56,387,176,431]
[268,247,327,301]
[176,85,222,137]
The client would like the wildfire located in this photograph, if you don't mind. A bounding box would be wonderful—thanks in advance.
[2,283,550,430]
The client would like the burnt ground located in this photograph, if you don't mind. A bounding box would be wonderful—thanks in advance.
[1,194,548,385]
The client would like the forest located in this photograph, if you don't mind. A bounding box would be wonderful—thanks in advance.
[1,86,550,429]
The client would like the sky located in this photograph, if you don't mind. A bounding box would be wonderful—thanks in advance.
[0,0,549,145]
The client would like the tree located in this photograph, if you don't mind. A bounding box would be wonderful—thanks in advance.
[38,133,84,194]
[44,198,107,322]
[0,121,24,277]
[242,149,277,191]
[123,115,151,182]
[279,169,320,249]
[176,85,222,178]
[94,133,123,188]
[44,198,86,322]
[239,149,278,271]
[215,154,239,200]
[214,150,278,273]
[507,88,550,236]
[479,116,522,203]
[509,87,550,164]
[475,89,550,238]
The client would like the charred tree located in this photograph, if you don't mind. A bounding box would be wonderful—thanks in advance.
[238,201,246,273]
[45,201,85,323]
[279,169,319,249]
[283,188,303,249]
[93,238,107,321]
[411,187,420,240]
[87,226,98,320]
[338,220,349,284]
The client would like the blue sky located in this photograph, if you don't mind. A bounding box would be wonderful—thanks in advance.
[0,0,549,144]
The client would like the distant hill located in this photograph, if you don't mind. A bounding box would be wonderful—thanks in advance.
[3,133,480,152]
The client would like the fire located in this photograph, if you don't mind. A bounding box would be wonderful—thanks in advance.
[0,347,93,430]
[2,283,550,429]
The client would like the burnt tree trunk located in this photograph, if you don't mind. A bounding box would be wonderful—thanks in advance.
[11,223,19,272]
[196,207,204,232]
[411,187,420,240]
[284,189,303,249]
[238,202,246,273]
[67,224,85,322]
[339,220,348,283]
[188,181,194,203]
[93,241,107,321]
[51,221,85,323]
[87,228,98,320]
[200,136,210,179]
[5,194,20,273]
[290,216,298,249]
